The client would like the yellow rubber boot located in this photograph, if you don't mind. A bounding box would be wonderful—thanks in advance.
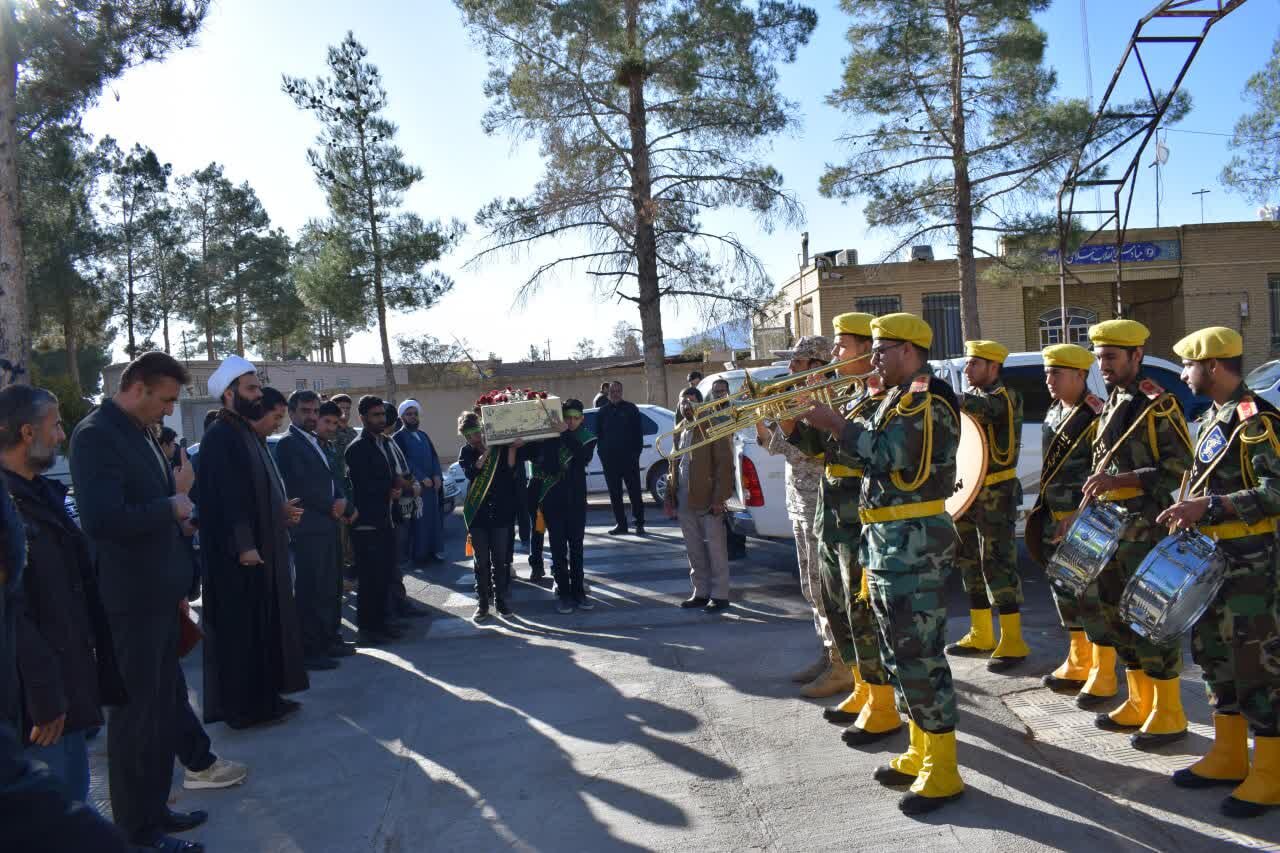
[1075,644,1118,708]
[1173,713,1249,788]
[900,730,964,814]
[1043,630,1091,690]
[1096,669,1152,730]
[822,666,869,724]
[1224,736,1280,818]
[1133,675,1188,748]
[841,683,902,745]
[875,720,925,785]
[801,650,854,698]
[988,611,1031,671]
[945,609,995,656]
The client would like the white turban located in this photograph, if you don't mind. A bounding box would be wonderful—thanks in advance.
[397,399,421,418]
[208,355,256,402]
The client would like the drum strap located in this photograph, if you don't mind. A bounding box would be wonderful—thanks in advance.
[984,468,1018,487]
[1092,393,1183,480]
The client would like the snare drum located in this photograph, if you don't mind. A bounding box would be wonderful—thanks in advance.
[1120,531,1226,645]
[1045,501,1128,598]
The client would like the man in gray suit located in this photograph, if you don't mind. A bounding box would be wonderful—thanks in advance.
[70,351,206,852]
[275,391,354,671]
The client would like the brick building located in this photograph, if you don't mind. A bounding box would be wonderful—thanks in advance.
[756,220,1280,369]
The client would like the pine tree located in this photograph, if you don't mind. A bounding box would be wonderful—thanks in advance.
[1222,33,1280,205]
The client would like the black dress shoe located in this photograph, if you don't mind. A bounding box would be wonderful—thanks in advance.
[608,524,629,535]
[1131,729,1188,750]
[1094,712,1141,732]
[357,631,393,647]
[1041,673,1086,691]
[1074,691,1113,709]
[1221,795,1272,818]
[842,725,900,746]
[634,522,646,535]
[704,599,730,613]
[161,808,208,833]
[138,834,205,852]
[328,641,358,657]
[495,600,514,616]
[680,596,709,609]
[1172,767,1242,789]
[822,707,860,725]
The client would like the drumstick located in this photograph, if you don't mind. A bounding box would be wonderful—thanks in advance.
[1170,471,1191,536]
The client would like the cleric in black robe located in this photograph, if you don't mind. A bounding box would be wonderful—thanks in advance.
[196,358,307,729]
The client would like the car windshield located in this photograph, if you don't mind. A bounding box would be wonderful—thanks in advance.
[1247,360,1280,391]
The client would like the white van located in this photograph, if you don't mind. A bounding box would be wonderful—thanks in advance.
[713,353,1208,541]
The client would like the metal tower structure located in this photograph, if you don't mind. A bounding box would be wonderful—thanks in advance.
[1055,0,1248,329]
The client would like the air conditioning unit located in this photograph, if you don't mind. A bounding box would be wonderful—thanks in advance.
[835,249,858,266]
[911,245,934,262]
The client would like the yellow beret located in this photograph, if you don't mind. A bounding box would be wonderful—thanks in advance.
[1088,319,1150,348]
[1173,326,1242,361]
[1042,344,1095,370]
[871,312,932,349]
[964,340,1009,364]
[832,312,873,337]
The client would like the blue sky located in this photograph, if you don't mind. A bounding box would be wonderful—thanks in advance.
[83,0,1280,365]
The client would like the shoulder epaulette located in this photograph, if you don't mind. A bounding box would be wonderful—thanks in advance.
[1085,394,1104,414]
[910,375,930,394]
[1138,378,1164,400]
[1238,398,1259,421]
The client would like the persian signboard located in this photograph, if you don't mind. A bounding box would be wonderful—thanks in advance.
[1046,239,1181,266]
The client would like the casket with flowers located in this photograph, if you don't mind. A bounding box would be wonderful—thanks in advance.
[476,387,561,445]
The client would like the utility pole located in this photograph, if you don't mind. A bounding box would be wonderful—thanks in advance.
[545,338,552,361]
[1193,188,1210,224]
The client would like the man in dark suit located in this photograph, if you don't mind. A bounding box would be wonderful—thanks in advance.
[345,396,402,646]
[596,381,646,535]
[275,391,353,671]
[69,351,206,852]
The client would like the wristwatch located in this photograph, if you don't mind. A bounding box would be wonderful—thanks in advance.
[1204,494,1226,525]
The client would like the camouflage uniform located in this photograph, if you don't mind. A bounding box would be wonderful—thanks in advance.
[1078,377,1192,679]
[836,366,961,732]
[955,382,1024,612]
[1029,397,1102,628]
[762,423,832,651]
[1187,383,1280,735]
[789,386,889,686]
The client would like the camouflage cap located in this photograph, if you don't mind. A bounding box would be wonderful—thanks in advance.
[782,335,832,363]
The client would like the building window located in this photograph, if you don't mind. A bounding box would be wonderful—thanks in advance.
[922,293,963,359]
[855,295,902,317]
[796,298,814,338]
[312,379,323,392]
[337,378,351,389]
[1039,306,1097,347]
[295,379,307,391]
[1270,275,1280,350]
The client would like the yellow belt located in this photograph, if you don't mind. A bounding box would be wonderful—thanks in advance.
[859,499,946,525]
[1201,517,1280,540]
[983,468,1018,487]
[826,463,863,479]
[1051,509,1075,521]
[1098,486,1142,502]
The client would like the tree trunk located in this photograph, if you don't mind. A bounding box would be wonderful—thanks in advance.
[162,308,170,353]
[125,242,137,357]
[0,0,26,387]
[233,264,244,356]
[338,334,346,363]
[945,0,980,341]
[62,301,81,397]
[625,0,667,406]
[358,125,396,398]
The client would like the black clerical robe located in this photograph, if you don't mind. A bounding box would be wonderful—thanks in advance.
[196,410,307,726]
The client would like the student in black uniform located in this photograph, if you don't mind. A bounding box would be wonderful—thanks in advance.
[539,399,598,614]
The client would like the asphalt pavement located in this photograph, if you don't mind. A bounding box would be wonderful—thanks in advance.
[86,502,1280,852]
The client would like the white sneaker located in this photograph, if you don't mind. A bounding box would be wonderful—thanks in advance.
[184,757,248,790]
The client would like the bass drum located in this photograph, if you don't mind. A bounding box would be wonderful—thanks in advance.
[947,411,989,520]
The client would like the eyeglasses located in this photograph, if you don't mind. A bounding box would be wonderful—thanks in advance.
[871,341,907,358]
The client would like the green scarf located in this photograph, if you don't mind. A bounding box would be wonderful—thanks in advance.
[532,428,596,505]
[462,449,501,531]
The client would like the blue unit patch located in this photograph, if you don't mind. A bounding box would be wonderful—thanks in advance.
[1198,424,1227,465]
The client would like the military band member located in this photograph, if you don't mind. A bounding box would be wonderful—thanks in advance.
[947,340,1029,670]
[803,312,964,814]
[785,314,896,743]
[1160,327,1280,819]
[754,336,838,687]
[1079,319,1192,748]
[1025,344,1105,692]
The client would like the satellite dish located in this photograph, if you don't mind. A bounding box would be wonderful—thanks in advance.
[1154,140,1170,165]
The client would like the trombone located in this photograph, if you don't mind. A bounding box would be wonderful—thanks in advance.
[656,364,876,460]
